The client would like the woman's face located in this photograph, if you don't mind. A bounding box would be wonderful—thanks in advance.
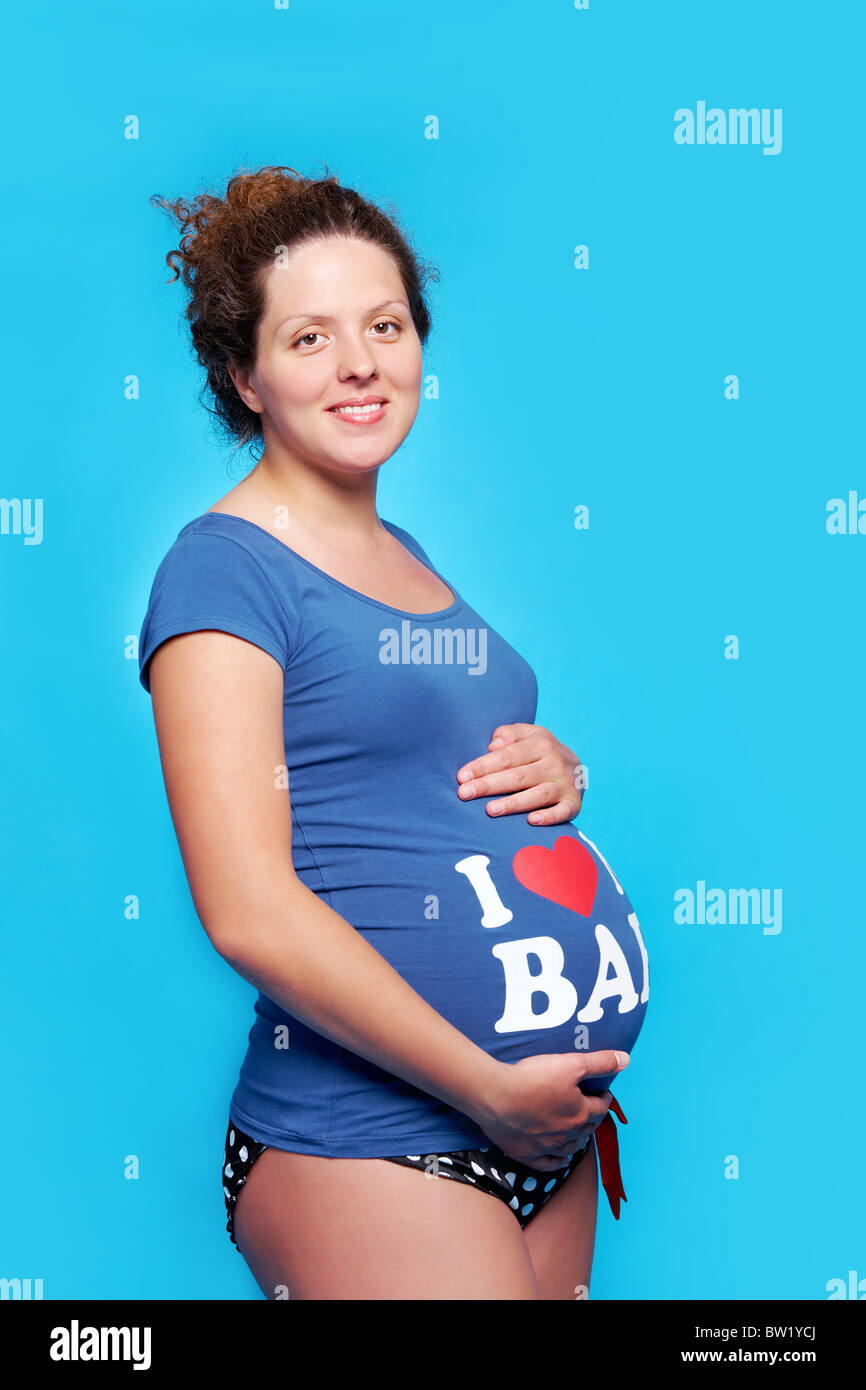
[233,235,424,477]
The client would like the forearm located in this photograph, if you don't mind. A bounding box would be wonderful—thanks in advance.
[212,872,506,1127]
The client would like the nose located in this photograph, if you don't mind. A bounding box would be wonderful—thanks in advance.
[335,329,380,382]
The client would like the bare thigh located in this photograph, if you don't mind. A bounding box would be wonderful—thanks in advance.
[523,1139,599,1300]
[233,1148,544,1300]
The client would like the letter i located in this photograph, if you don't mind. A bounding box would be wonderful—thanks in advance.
[454,854,514,927]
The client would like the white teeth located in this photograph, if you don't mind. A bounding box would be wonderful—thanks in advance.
[331,402,384,415]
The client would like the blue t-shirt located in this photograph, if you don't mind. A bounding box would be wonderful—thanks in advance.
[139,511,649,1156]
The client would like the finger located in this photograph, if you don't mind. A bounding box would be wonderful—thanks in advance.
[525,1153,574,1171]
[457,763,540,799]
[526,795,583,825]
[456,754,553,797]
[456,733,548,786]
[531,1137,594,1169]
[462,777,562,811]
[581,1096,612,1124]
[498,789,579,821]
[488,723,541,749]
[576,1050,630,1081]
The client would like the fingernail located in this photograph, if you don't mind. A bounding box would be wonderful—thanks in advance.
[489,737,504,748]
[615,1052,630,1067]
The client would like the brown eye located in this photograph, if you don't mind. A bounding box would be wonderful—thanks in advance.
[292,320,400,350]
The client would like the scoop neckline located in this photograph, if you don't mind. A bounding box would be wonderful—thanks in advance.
[184,510,466,621]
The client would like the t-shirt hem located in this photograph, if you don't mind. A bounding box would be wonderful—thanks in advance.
[228,1101,488,1157]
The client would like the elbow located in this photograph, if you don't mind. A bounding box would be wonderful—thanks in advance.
[200,872,307,967]
[209,927,249,969]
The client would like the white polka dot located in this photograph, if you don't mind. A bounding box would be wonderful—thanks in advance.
[438,1155,454,1166]
[405,1154,421,1161]
[509,1196,519,1210]
[223,1186,231,1198]
[523,1175,537,1191]
[504,1171,517,1186]
[490,1167,501,1182]
[224,1164,234,1178]
[521,1203,535,1216]
[470,1159,486,1177]
[229,1130,235,1147]
[238,1145,248,1162]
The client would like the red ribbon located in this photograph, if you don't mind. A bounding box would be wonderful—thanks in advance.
[593,1094,627,1219]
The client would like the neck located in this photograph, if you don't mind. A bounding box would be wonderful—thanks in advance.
[244,433,386,545]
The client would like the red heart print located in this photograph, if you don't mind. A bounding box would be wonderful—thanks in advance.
[512,835,598,917]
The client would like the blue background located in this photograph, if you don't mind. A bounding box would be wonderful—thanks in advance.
[2,0,863,1299]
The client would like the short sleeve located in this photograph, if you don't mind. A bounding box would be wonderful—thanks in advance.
[138,527,295,693]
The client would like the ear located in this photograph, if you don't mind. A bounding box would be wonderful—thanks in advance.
[227,361,264,415]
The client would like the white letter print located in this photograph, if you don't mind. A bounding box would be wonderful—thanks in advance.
[491,936,579,1032]
[454,854,513,927]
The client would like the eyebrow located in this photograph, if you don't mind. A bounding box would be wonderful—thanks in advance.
[275,299,408,334]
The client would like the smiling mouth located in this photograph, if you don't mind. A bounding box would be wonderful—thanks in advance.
[326,401,389,423]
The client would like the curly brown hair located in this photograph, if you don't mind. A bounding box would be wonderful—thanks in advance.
[150,163,439,457]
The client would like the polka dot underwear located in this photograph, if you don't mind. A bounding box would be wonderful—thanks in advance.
[222,1116,594,1250]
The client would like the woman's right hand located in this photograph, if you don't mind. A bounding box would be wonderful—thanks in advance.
[466,1050,630,1170]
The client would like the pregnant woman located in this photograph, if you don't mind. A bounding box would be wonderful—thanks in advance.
[139,165,649,1300]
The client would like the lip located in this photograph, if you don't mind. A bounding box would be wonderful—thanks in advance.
[326,400,389,425]
[327,394,388,408]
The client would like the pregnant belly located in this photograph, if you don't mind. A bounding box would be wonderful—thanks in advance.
[353,808,650,1097]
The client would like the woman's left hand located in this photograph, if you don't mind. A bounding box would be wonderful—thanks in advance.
[456,723,586,825]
